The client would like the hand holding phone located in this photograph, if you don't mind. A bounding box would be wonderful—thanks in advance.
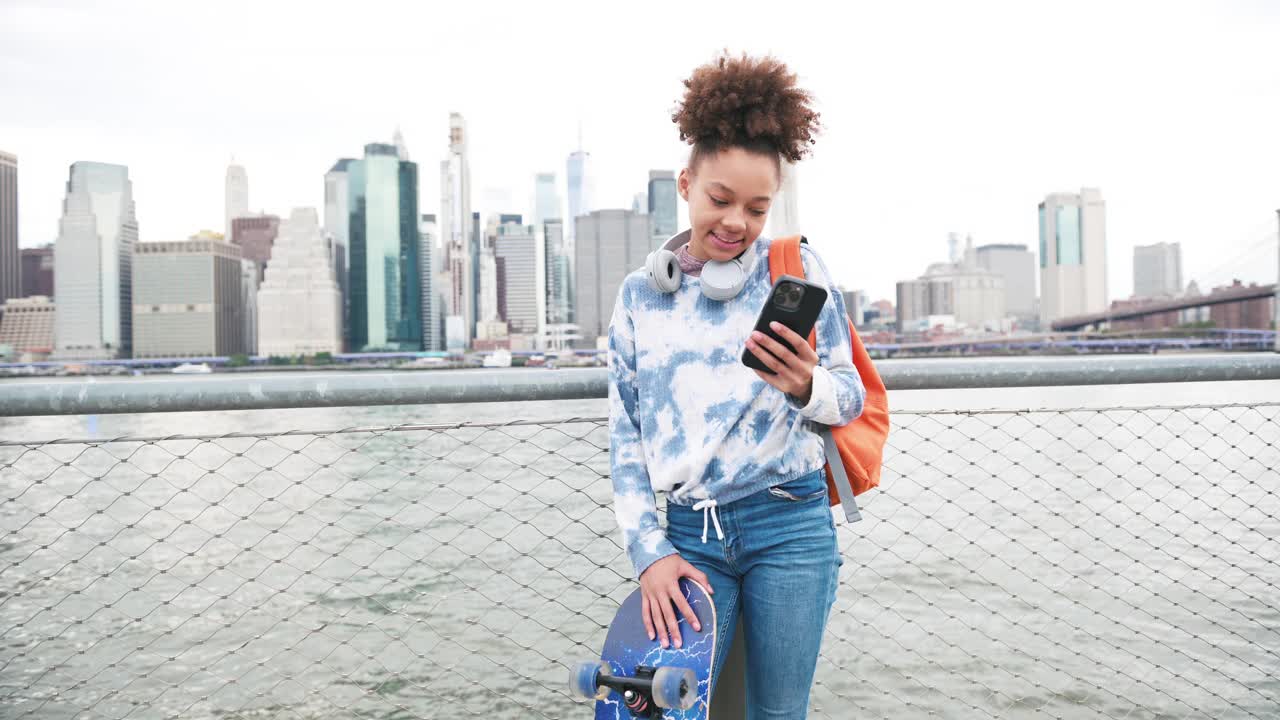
[742,275,827,400]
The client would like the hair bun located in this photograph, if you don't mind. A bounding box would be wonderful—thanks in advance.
[673,52,821,163]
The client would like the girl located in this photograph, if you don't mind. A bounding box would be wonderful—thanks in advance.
[607,52,865,718]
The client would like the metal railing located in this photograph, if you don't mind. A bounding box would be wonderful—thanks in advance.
[2,355,1279,718]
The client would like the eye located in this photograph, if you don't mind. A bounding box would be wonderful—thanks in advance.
[709,196,728,206]
[750,208,767,217]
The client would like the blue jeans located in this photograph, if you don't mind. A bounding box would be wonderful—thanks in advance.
[666,469,842,719]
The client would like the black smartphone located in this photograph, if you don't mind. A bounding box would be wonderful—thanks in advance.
[742,274,828,374]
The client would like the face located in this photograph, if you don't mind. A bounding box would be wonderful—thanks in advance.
[677,146,779,262]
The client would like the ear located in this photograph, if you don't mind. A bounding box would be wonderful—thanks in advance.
[677,167,692,202]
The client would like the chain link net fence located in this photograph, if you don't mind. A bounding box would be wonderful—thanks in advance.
[1,401,1278,718]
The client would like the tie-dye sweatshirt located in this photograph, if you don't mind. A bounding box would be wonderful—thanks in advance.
[607,236,866,579]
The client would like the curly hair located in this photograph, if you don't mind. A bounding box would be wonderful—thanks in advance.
[672,51,821,171]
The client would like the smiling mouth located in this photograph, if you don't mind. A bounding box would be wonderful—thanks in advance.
[710,230,743,245]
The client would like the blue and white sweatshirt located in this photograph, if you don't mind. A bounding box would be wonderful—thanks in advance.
[607,236,866,578]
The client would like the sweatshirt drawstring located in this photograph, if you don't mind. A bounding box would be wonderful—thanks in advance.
[691,499,723,543]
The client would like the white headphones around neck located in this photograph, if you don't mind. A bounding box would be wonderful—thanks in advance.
[645,229,758,301]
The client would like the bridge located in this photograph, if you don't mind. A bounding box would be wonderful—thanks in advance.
[866,328,1275,357]
[1051,283,1276,331]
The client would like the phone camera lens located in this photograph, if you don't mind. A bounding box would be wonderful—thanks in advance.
[773,282,804,310]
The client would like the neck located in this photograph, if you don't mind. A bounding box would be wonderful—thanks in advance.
[685,236,712,261]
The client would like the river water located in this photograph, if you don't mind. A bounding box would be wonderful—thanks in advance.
[1,363,1278,718]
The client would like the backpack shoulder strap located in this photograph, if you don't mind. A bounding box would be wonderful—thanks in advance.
[768,234,806,284]
[770,234,870,522]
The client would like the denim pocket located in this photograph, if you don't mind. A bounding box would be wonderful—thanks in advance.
[766,472,829,503]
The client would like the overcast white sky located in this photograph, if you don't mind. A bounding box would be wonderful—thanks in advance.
[2,0,1278,302]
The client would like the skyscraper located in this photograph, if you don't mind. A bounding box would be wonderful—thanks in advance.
[574,209,655,344]
[975,243,1037,324]
[240,258,259,355]
[21,245,54,298]
[393,127,410,161]
[257,208,342,356]
[567,149,594,225]
[347,142,422,351]
[478,251,499,326]
[440,113,473,348]
[470,211,482,340]
[133,233,245,358]
[534,172,561,227]
[325,158,354,350]
[0,151,18,305]
[54,162,138,359]
[544,219,572,325]
[477,213,502,328]
[419,213,441,351]
[493,223,538,335]
[1133,242,1182,299]
[225,161,248,239]
[230,214,279,278]
[647,170,677,238]
[1039,188,1107,325]
[567,135,594,264]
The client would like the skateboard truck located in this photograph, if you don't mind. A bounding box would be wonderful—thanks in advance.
[617,666,662,719]
[571,661,697,716]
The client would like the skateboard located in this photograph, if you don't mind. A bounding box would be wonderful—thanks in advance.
[570,578,716,719]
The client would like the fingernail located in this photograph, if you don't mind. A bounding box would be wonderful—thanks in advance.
[770,322,781,330]
[649,632,655,640]
[694,623,701,632]
[675,638,682,648]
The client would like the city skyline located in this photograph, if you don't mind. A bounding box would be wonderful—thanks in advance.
[3,1,1279,306]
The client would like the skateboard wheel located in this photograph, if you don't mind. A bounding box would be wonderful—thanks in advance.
[651,666,697,709]
[570,660,610,701]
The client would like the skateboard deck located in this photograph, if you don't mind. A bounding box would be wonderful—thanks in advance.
[572,578,717,719]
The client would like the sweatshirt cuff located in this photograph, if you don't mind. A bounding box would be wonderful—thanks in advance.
[788,365,838,424]
[630,530,679,579]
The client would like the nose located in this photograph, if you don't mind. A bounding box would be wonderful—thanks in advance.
[722,206,746,234]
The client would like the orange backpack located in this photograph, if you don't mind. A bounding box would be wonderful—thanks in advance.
[769,235,891,521]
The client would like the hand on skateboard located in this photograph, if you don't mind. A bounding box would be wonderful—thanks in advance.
[639,554,713,649]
